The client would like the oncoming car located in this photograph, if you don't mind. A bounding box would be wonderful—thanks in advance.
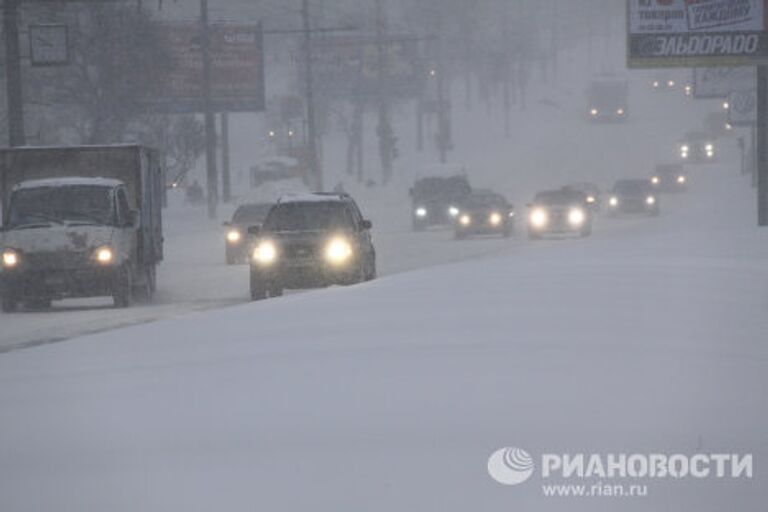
[587,79,629,122]
[651,164,688,193]
[527,189,592,240]
[454,190,515,239]
[679,132,716,163]
[607,180,660,217]
[410,175,471,231]
[223,203,273,265]
[248,193,376,300]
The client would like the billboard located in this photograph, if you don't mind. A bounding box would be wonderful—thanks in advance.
[693,66,757,97]
[311,35,424,101]
[150,23,265,113]
[628,0,768,68]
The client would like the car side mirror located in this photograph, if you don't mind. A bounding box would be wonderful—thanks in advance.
[247,225,261,236]
[361,220,373,231]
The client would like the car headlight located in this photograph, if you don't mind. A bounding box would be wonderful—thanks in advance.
[415,207,427,218]
[253,241,278,265]
[568,208,586,226]
[652,81,659,88]
[95,246,114,265]
[2,249,19,268]
[459,214,472,226]
[668,80,675,87]
[705,144,714,152]
[646,196,657,206]
[529,208,548,228]
[586,195,596,204]
[616,108,625,116]
[489,212,503,226]
[609,197,619,207]
[651,176,660,185]
[448,206,460,217]
[678,175,687,184]
[590,108,598,116]
[227,230,242,243]
[325,237,353,265]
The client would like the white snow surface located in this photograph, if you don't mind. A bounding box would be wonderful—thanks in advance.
[0,170,766,512]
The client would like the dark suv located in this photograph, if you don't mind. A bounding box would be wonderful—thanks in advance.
[248,193,376,300]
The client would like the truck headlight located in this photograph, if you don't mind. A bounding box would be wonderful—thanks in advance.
[325,237,353,265]
[609,197,619,207]
[2,249,19,268]
[227,230,242,243]
[646,196,657,206]
[415,207,427,218]
[489,212,502,226]
[529,208,548,228]
[95,246,114,265]
[568,208,586,226]
[253,241,278,265]
[459,214,472,226]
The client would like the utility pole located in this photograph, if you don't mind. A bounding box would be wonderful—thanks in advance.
[758,66,768,226]
[375,0,394,185]
[301,0,322,191]
[221,112,231,203]
[4,0,26,147]
[200,0,218,219]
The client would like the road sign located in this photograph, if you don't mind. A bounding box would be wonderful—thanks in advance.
[149,23,265,114]
[729,89,758,124]
[693,67,757,98]
[628,0,768,68]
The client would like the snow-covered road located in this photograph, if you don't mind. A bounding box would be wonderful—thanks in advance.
[0,166,766,512]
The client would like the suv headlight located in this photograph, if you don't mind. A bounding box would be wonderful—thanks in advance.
[568,208,586,226]
[253,241,278,265]
[2,249,19,269]
[325,237,353,265]
[95,246,114,265]
[415,207,427,218]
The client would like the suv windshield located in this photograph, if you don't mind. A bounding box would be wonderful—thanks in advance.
[232,204,272,224]
[535,191,584,205]
[7,185,113,228]
[614,181,651,194]
[264,202,353,232]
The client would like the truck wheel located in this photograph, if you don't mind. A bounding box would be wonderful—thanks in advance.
[1,293,17,313]
[113,268,133,308]
[133,268,154,304]
[250,270,268,301]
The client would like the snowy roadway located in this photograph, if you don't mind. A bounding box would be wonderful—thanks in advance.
[0,168,766,512]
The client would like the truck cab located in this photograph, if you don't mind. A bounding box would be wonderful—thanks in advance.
[0,145,163,311]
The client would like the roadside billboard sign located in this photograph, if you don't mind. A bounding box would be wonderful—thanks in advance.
[150,23,265,114]
[628,0,768,68]
[693,66,757,97]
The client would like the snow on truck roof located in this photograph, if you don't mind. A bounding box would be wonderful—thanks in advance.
[13,177,125,190]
